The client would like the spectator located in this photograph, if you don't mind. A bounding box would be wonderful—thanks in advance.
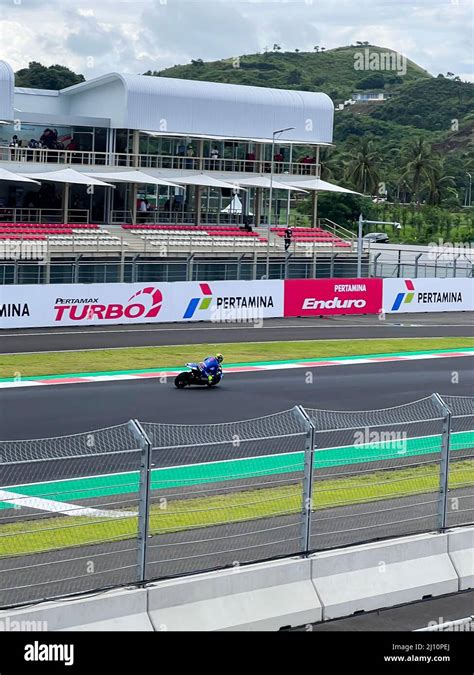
[9,135,21,161]
[245,150,256,172]
[298,155,312,175]
[274,150,284,173]
[185,144,195,169]
[284,226,293,251]
[210,147,219,160]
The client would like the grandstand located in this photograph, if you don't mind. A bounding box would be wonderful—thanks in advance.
[0,60,365,282]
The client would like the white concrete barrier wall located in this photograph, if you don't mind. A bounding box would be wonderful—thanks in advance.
[2,528,472,631]
[447,527,474,591]
[0,587,153,632]
[147,557,321,631]
[311,532,459,621]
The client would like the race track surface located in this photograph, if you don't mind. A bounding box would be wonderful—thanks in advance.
[1,356,472,439]
[292,590,474,631]
[0,312,472,354]
[0,323,472,617]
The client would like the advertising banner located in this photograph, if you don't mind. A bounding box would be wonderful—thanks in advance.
[284,278,383,316]
[0,280,284,329]
[383,278,474,313]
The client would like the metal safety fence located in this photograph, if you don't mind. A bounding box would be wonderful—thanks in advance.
[0,394,472,608]
[1,255,468,286]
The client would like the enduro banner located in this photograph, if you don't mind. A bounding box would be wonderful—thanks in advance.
[284,278,383,316]
[0,280,284,329]
[383,278,474,313]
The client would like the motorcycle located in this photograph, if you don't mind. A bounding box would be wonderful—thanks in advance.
[174,362,223,388]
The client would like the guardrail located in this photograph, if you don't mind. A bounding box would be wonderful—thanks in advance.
[0,146,317,176]
[0,395,472,608]
[0,208,90,224]
[1,255,470,286]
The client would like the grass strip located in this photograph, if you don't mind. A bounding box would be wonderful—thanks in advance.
[0,337,473,378]
[2,459,472,557]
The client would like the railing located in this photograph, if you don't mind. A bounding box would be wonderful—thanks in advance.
[321,217,357,241]
[3,252,469,285]
[0,208,90,223]
[0,145,317,176]
[0,395,471,608]
[112,209,255,226]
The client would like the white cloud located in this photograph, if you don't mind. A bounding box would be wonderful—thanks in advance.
[0,0,471,81]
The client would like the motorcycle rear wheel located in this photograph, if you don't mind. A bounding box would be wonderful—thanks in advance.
[175,372,190,388]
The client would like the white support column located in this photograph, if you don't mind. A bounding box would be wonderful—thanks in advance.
[195,186,202,226]
[311,146,320,229]
[286,144,293,227]
[131,130,140,225]
[63,183,70,224]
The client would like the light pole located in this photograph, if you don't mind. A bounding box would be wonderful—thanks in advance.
[357,214,401,277]
[464,172,472,207]
[268,127,295,229]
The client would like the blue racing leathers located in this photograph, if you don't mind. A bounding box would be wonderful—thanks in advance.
[198,356,221,382]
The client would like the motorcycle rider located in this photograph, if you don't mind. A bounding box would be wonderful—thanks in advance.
[198,353,224,383]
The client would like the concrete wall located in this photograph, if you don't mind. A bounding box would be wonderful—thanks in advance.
[447,527,474,590]
[1,527,471,631]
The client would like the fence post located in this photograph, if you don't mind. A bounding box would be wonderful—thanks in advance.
[431,394,452,532]
[292,405,316,553]
[127,419,153,582]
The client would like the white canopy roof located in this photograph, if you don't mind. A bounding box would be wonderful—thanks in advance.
[85,170,181,188]
[286,177,362,194]
[21,168,114,187]
[0,166,40,184]
[171,173,244,189]
[234,175,308,192]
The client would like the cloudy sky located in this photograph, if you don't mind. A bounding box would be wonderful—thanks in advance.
[0,0,472,81]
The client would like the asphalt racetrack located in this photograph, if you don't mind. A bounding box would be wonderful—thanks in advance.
[1,355,473,439]
[1,311,473,354]
[0,316,472,622]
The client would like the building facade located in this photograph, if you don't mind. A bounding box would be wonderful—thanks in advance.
[0,62,334,226]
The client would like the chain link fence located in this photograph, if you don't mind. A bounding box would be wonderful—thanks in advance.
[0,424,142,607]
[0,394,472,608]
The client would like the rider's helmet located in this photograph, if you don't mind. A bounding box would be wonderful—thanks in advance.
[216,353,224,364]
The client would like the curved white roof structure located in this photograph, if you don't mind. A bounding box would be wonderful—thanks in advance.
[62,72,334,144]
[0,60,333,145]
[0,61,14,121]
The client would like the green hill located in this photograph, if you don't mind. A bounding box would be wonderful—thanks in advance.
[148,44,431,103]
[13,47,474,238]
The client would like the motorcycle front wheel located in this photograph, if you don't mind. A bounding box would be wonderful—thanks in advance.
[207,373,222,387]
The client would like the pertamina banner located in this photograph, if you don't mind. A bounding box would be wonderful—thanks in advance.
[383,278,473,313]
[284,278,383,316]
[0,280,284,329]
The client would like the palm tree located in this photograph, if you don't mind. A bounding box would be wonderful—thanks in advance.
[344,138,380,194]
[402,139,439,202]
[425,161,455,206]
[319,148,342,182]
